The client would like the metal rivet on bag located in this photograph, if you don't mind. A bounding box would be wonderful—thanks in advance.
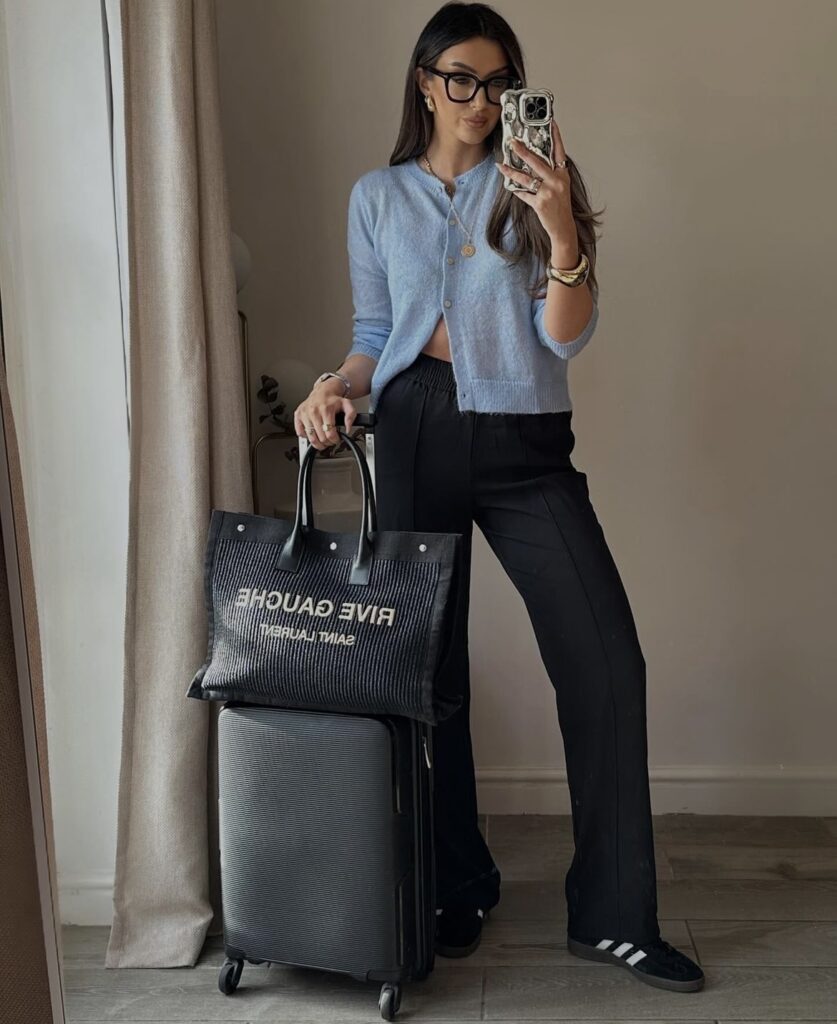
[236,524,246,532]
[419,543,427,552]
[329,542,337,550]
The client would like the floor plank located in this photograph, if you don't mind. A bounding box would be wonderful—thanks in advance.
[658,878,837,920]
[688,920,837,966]
[650,814,836,848]
[64,962,483,1021]
[483,964,837,1019]
[665,844,837,880]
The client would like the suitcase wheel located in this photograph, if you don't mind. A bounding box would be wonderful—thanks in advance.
[378,981,402,1020]
[218,958,243,995]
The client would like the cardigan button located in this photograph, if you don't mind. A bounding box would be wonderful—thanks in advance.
[448,217,456,225]
[443,299,452,308]
[446,257,454,264]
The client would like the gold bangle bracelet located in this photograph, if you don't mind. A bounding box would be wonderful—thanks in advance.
[546,251,590,287]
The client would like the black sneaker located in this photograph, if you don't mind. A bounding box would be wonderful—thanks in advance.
[434,903,491,958]
[567,933,705,992]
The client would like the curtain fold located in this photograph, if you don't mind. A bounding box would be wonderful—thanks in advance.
[105,0,252,968]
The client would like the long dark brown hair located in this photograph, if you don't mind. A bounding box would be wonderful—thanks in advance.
[390,1,604,302]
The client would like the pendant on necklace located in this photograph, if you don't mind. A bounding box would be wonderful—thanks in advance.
[461,243,476,257]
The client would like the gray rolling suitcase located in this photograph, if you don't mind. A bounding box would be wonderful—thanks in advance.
[216,412,436,1021]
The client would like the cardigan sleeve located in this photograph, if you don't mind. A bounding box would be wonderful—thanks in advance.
[532,293,599,360]
[344,177,393,362]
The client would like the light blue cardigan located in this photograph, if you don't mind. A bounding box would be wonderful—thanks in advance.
[344,148,599,415]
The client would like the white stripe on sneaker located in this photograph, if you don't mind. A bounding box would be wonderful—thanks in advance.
[626,949,647,966]
[596,939,615,949]
[613,942,634,957]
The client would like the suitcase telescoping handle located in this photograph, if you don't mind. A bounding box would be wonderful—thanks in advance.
[297,410,377,530]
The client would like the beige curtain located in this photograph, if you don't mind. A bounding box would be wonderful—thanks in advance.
[105,0,252,968]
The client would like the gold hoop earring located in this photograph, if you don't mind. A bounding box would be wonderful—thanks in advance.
[425,95,435,112]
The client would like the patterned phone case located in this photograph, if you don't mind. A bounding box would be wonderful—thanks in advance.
[499,87,554,193]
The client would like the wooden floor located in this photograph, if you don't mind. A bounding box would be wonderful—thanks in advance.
[63,812,837,1022]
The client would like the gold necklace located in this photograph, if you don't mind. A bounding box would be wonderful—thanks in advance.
[422,152,477,257]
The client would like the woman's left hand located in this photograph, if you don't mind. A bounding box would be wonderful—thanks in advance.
[497,119,578,254]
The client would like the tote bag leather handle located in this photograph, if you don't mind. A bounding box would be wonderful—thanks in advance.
[276,423,378,585]
[301,411,377,532]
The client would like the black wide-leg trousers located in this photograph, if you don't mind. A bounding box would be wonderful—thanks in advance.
[372,351,661,945]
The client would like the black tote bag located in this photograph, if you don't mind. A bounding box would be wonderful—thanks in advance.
[187,416,465,724]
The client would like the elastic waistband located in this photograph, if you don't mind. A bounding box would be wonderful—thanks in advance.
[400,351,458,393]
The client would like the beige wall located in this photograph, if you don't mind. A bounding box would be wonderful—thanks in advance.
[216,0,837,814]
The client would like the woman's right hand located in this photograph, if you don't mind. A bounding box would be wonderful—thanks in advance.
[294,381,357,451]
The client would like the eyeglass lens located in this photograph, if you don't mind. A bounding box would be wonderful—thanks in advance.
[447,74,514,104]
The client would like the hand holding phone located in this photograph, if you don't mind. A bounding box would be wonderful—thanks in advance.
[499,87,555,194]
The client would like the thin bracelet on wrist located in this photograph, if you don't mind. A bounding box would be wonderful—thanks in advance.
[313,371,351,397]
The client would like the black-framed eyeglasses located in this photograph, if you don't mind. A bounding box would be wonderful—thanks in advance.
[420,65,522,106]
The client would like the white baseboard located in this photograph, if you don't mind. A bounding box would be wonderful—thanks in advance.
[477,763,837,815]
[60,765,837,926]
[59,870,115,927]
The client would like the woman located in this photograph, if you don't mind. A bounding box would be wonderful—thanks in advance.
[294,1,704,994]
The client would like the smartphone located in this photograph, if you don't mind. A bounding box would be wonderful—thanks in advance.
[499,87,554,193]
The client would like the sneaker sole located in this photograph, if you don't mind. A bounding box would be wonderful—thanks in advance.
[566,935,705,992]
[434,908,491,958]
